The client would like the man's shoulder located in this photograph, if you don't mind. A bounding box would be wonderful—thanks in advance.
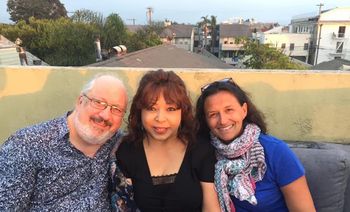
[5,115,68,147]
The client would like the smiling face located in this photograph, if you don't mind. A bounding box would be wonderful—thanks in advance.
[72,76,128,145]
[204,90,247,143]
[141,92,182,143]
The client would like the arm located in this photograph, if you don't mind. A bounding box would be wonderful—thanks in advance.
[0,134,36,211]
[281,176,316,212]
[201,182,220,212]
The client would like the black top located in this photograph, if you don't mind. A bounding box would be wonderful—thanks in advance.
[116,138,216,212]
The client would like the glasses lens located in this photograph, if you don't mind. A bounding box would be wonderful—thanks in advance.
[110,106,124,116]
[84,94,124,116]
[91,99,107,110]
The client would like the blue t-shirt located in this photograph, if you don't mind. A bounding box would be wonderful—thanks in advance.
[231,134,305,212]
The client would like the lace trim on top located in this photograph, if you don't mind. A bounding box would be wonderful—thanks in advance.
[151,173,177,185]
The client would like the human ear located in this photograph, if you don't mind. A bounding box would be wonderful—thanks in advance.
[242,102,248,118]
[76,95,84,106]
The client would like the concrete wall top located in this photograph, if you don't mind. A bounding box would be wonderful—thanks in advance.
[1,66,350,144]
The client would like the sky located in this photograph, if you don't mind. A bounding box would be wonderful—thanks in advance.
[0,0,349,25]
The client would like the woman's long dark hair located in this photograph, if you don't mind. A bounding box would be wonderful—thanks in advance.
[195,79,267,138]
[123,69,195,146]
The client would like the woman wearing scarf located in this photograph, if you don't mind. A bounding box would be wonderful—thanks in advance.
[195,78,315,212]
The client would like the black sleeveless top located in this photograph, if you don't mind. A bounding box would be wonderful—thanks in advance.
[116,138,216,212]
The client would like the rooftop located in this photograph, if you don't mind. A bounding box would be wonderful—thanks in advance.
[160,24,194,38]
[313,59,350,71]
[89,44,233,69]
[219,24,251,38]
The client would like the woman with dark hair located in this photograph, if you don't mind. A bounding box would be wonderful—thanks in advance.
[113,69,220,212]
[195,78,315,212]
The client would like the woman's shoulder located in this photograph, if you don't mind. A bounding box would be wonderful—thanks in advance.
[116,139,141,160]
[258,133,291,155]
[259,134,287,147]
[189,134,216,161]
[258,133,301,167]
[192,134,214,151]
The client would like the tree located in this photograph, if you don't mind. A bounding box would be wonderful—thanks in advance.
[71,9,104,28]
[209,15,217,54]
[125,25,162,52]
[102,13,127,50]
[198,16,210,49]
[147,21,165,35]
[7,0,67,23]
[1,17,98,66]
[243,39,307,69]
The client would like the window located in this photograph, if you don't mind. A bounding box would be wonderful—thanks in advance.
[281,43,286,49]
[338,26,346,38]
[336,42,343,53]
[290,43,295,51]
[304,43,309,50]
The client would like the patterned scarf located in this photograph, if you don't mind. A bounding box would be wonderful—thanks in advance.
[211,124,266,212]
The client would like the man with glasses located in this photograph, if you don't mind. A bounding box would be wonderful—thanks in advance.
[0,74,128,211]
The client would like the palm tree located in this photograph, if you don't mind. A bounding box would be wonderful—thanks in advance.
[198,15,210,49]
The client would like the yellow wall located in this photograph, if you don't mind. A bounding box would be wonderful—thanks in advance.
[1,66,350,144]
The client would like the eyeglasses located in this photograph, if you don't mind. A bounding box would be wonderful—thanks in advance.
[200,78,234,92]
[82,94,125,117]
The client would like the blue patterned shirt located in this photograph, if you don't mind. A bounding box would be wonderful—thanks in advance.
[0,114,119,211]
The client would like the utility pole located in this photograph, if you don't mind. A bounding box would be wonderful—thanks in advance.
[146,7,153,25]
[127,18,136,25]
[316,3,324,15]
[314,3,324,65]
[315,24,323,65]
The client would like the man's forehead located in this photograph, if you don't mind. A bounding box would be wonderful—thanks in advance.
[88,77,127,105]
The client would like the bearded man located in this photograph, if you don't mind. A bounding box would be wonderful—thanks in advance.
[0,74,128,211]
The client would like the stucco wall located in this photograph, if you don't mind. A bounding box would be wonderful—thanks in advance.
[1,66,350,144]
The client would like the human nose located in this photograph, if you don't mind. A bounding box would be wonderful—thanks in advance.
[155,109,166,122]
[218,113,229,125]
[98,105,112,120]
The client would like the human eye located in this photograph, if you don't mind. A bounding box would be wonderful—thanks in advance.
[226,107,234,113]
[92,99,107,109]
[167,106,178,111]
[207,112,217,119]
[146,106,157,111]
[111,106,123,115]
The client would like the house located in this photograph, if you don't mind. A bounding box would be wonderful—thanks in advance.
[160,24,195,52]
[257,26,311,62]
[290,7,350,65]
[218,24,251,66]
[88,44,232,69]
[0,35,48,66]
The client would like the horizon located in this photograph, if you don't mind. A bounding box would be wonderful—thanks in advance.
[1,1,349,26]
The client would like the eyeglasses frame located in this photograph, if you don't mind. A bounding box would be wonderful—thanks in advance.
[200,77,234,93]
[82,93,125,116]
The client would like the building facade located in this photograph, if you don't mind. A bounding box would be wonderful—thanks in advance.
[218,24,251,66]
[258,27,311,62]
[290,7,350,65]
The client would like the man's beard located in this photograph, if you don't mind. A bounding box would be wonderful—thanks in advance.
[74,114,115,145]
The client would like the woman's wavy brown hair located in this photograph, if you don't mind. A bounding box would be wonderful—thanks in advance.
[122,69,195,146]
